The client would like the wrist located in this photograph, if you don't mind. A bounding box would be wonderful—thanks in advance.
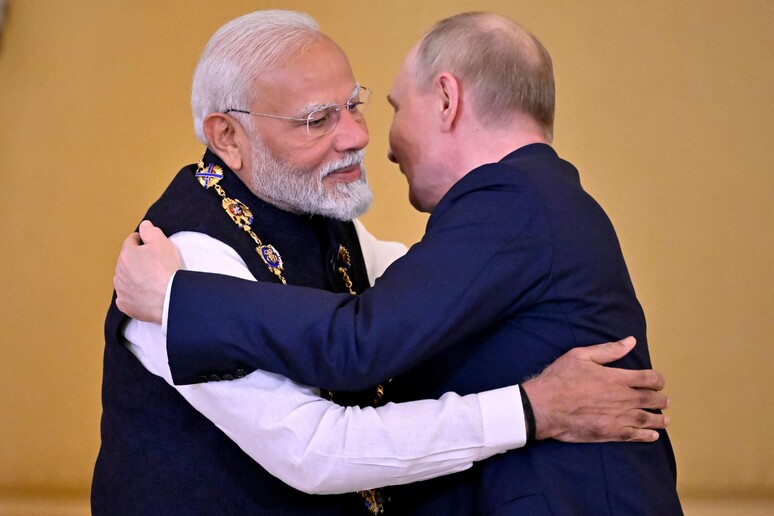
[522,378,552,440]
[518,383,536,442]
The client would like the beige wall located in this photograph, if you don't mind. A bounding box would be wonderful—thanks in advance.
[0,0,771,508]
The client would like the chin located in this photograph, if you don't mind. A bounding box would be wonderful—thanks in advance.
[408,192,428,213]
[408,183,441,213]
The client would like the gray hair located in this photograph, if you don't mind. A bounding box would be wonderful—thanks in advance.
[191,10,321,145]
[415,12,555,140]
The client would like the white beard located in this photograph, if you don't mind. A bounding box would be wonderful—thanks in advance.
[248,138,373,221]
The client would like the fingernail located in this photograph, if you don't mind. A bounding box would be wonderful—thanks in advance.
[664,415,670,426]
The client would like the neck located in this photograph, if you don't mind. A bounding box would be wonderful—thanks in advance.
[449,125,548,183]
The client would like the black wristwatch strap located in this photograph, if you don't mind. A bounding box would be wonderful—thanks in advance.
[518,384,537,442]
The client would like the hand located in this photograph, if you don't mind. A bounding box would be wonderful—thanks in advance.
[114,220,181,324]
[522,337,669,443]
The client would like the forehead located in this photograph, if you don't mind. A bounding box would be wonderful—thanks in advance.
[252,36,357,112]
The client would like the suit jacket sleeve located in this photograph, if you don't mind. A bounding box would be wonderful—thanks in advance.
[168,173,552,390]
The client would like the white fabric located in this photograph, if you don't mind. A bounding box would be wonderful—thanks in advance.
[126,224,526,494]
[352,219,410,285]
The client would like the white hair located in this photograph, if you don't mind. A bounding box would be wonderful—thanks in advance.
[415,12,555,140]
[191,10,321,145]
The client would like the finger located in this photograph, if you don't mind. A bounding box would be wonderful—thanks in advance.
[629,409,668,429]
[619,410,669,437]
[114,295,133,318]
[581,336,636,365]
[620,428,660,443]
[620,368,666,391]
[138,220,166,243]
[633,388,669,410]
[121,232,142,250]
[113,268,129,293]
[641,412,669,430]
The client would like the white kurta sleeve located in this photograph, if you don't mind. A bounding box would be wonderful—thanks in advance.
[125,230,526,494]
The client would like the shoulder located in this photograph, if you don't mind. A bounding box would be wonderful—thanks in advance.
[429,161,543,233]
[432,144,585,224]
[141,163,215,235]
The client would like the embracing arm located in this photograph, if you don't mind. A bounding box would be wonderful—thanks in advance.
[163,187,548,389]
[127,306,669,495]
[125,316,526,494]
[121,229,528,493]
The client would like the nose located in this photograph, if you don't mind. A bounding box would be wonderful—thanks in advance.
[387,147,397,163]
[332,110,369,151]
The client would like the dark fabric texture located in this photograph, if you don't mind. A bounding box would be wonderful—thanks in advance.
[91,150,372,515]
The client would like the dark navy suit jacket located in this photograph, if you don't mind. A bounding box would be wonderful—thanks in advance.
[166,144,682,514]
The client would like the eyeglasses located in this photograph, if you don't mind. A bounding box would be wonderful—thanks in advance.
[224,86,371,138]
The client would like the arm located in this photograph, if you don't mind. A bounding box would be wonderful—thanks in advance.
[126,318,525,494]
[124,230,525,494]
[165,185,550,389]
[129,315,670,494]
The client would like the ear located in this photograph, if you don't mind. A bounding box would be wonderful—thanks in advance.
[436,73,461,132]
[203,113,245,171]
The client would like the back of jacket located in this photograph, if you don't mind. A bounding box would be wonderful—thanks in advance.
[387,144,681,515]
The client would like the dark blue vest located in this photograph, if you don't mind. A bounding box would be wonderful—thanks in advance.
[92,151,372,515]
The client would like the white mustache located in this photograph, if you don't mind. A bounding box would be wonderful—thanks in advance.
[318,150,365,178]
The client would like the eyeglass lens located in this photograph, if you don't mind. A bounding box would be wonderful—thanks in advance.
[306,88,371,136]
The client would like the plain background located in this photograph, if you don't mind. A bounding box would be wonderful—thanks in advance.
[0,0,771,513]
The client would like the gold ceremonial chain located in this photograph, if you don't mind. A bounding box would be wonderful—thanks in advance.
[195,156,384,513]
[195,159,287,284]
[336,245,356,296]
[329,244,386,513]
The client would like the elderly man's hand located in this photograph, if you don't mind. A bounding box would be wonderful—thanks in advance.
[114,220,181,324]
[523,337,669,443]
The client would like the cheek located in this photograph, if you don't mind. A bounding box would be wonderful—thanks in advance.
[272,140,329,174]
[388,118,412,161]
[387,121,399,154]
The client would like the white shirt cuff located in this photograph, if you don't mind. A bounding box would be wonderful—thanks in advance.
[161,270,177,337]
[478,385,527,450]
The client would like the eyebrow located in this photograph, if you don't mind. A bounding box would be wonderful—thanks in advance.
[294,84,361,117]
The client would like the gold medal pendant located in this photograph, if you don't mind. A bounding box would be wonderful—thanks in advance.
[257,244,285,283]
[195,162,224,188]
[222,197,254,228]
[359,488,386,514]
